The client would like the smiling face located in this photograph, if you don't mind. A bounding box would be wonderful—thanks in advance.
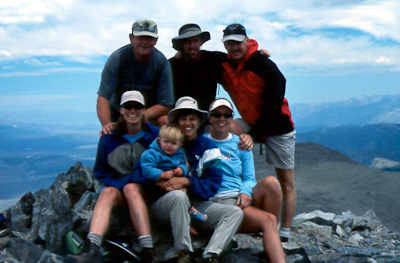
[130,35,158,61]
[223,37,249,62]
[209,106,233,138]
[182,36,202,61]
[120,101,145,126]
[177,113,200,141]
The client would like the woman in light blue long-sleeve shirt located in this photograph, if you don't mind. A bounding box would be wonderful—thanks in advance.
[206,98,286,263]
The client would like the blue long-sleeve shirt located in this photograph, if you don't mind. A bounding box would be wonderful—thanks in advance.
[206,133,256,197]
[140,138,189,181]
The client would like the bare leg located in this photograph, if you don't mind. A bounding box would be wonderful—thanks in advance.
[89,187,124,236]
[241,206,286,263]
[123,183,151,236]
[239,176,285,262]
[275,168,296,229]
[252,176,282,220]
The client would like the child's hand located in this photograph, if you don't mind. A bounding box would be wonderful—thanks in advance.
[173,167,184,177]
[160,170,174,180]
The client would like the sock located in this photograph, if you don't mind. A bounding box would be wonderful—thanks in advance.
[138,235,153,249]
[279,227,291,239]
[87,232,102,247]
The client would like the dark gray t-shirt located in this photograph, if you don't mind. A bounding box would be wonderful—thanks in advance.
[98,44,174,120]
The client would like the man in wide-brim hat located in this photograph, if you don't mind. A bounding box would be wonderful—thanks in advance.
[169,23,227,110]
[172,23,211,53]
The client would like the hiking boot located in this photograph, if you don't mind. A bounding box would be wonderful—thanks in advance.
[176,251,192,263]
[141,247,154,263]
[64,243,103,263]
[201,253,218,263]
[280,236,289,242]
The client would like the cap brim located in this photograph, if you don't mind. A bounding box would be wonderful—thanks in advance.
[120,99,145,106]
[133,31,158,38]
[172,32,210,51]
[222,34,246,42]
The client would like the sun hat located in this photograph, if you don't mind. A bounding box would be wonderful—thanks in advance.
[172,23,211,51]
[132,19,158,38]
[120,90,145,106]
[168,96,208,123]
[208,98,234,115]
[222,23,247,42]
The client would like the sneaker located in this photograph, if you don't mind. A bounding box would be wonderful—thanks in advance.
[189,207,208,222]
[64,243,103,263]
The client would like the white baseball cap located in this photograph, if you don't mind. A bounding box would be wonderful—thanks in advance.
[120,90,145,106]
[208,98,234,114]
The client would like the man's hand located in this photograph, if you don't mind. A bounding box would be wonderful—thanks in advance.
[100,122,116,136]
[238,134,253,151]
[260,48,271,57]
[236,193,253,209]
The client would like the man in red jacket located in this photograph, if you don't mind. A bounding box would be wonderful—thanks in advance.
[221,23,296,242]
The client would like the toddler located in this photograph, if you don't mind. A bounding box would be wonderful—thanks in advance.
[141,124,207,222]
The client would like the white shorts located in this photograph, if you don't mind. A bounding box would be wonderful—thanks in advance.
[234,118,296,170]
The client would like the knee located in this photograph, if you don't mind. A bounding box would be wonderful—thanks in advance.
[123,183,142,198]
[97,187,120,206]
[279,179,296,195]
[231,206,244,221]
[260,176,282,196]
[170,190,189,203]
[100,187,120,200]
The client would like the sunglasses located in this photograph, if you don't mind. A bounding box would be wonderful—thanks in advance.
[210,112,233,119]
[122,102,145,110]
[133,23,157,33]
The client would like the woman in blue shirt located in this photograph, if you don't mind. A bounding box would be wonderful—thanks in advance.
[206,98,286,263]
[155,97,243,262]
[66,90,159,263]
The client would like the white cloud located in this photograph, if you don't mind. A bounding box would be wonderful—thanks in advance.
[0,0,399,75]
[24,58,62,66]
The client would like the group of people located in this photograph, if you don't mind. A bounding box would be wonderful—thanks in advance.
[66,18,296,263]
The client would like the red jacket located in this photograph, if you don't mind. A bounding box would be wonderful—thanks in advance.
[222,39,294,141]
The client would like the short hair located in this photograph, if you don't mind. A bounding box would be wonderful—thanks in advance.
[158,124,184,143]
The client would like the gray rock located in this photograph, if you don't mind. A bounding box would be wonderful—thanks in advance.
[0,162,399,263]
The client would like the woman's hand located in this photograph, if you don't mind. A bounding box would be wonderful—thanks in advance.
[156,177,189,192]
[236,193,253,209]
[238,134,253,151]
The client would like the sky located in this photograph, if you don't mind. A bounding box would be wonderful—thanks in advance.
[1,0,400,116]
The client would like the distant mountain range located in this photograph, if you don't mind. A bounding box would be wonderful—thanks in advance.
[0,94,399,211]
[290,94,400,130]
[296,123,400,169]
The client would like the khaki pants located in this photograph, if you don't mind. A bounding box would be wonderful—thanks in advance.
[151,190,193,252]
[193,197,243,256]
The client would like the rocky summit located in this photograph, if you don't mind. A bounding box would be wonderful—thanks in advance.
[0,162,399,263]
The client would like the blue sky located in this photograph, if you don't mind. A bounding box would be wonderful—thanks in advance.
[1,0,400,116]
